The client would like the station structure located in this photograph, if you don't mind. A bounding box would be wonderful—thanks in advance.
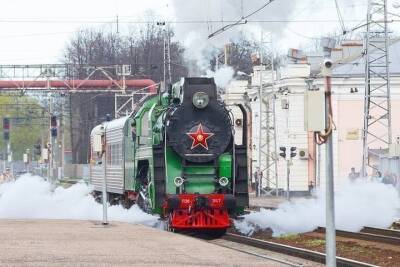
[0,64,157,179]
[225,39,400,195]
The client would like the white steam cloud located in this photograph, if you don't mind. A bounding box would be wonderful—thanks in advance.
[206,65,235,88]
[235,180,400,236]
[0,174,158,226]
[170,0,293,76]
[168,0,367,71]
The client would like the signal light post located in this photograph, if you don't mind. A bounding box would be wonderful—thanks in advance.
[34,144,41,170]
[279,146,296,200]
[50,115,57,181]
[3,118,10,172]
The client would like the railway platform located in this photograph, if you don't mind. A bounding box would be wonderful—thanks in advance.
[0,219,276,266]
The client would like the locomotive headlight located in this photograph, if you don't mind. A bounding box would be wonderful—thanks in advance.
[192,92,209,109]
[219,177,229,187]
[173,176,184,187]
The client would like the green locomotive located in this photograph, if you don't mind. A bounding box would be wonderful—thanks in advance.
[90,77,249,231]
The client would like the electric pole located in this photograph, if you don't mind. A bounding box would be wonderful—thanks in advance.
[322,38,336,267]
[362,0,392,176]
[256,31,278,197]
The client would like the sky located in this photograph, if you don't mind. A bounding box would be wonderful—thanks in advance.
[0,0,395,65]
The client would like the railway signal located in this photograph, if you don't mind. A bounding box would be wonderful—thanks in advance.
[3,132,9,141]
[49,115,57,181]
[290,147,297,158]
[3,118,10,130]
[50,115,56,126]
[2,117,11,172]
[50,115,57,137]
[3,118,10,141]
[279,147,286,158]
[279,146,296,159]
[279,146,296,200]
[34,144,41,156]
[51,128,57,137]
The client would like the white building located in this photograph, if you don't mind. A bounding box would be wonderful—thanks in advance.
[225,39,400,195]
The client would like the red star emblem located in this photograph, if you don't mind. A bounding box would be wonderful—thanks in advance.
[186,123,214,150]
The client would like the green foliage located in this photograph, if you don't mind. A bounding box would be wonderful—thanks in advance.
[305,238,326,247]
[278,233,300,240]
[0,95,45,160]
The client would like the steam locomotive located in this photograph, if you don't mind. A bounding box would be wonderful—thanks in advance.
[90,77,249,233]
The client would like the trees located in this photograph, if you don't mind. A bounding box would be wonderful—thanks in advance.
[210,34,278,76]
[63,24,187,83]
[0,96,44,161]
[63,24,189,163]
[223,36,259,75]
[62,24,271,163]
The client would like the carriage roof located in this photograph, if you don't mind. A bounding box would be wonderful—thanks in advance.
[90,116,132,137]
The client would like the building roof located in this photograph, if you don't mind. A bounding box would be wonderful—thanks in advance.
[332,38,400,76]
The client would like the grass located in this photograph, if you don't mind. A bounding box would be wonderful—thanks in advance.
[305,238,325,247]
[278,233,300,241]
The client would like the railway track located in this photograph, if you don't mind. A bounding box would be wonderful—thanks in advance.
[316,226,400,246]
[362,226,400,238]
[176,226,398,266]
[177,231,310,266]
[221,233,376,267]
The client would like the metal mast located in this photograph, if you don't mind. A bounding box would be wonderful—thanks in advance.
[257,32,278,196]
[362,0,392,176]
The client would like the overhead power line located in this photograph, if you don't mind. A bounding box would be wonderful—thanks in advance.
[208,0,276,38]
[334,0,347,34]
[0,19,387,24]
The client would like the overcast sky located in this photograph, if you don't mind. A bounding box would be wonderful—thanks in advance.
[0,0,395,65]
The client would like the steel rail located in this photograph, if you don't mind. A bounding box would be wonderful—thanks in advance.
[316,227,400,246]
[176,231,302,266]
[361,226,400,238]
[210,241,303,267]
[222,233,377,267]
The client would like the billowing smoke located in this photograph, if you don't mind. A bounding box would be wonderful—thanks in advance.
[206,65,235,88]
[235,180,400,236]
[169,0,367,74]
[0,174,158,226]
[170,0,298,77]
